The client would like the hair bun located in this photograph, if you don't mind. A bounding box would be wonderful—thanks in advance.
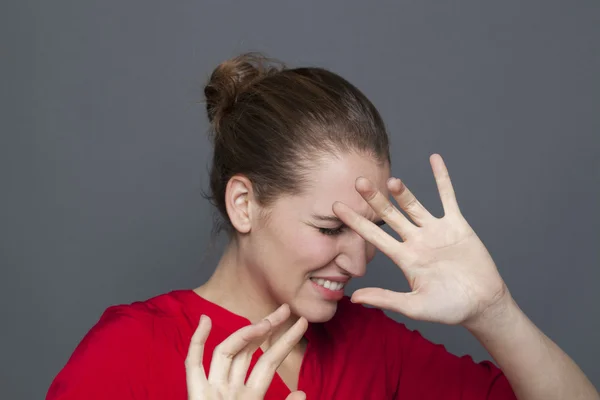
[204,52,284,132]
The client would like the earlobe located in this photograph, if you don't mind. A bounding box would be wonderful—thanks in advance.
[224,175,253,234]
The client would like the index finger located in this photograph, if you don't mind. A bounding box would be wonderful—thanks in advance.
[228,304,292,385]
[332,201,410,266]
[354,176,418,238]
[208,303,293,386]
[208,319,272,386]
[246,317,308,394]
[262,303,291,330]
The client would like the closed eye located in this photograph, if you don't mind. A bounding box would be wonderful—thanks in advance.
[318,220,385,236]
[318,226,345,236]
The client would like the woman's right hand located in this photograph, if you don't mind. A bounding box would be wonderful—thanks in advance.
[185,304,308,400]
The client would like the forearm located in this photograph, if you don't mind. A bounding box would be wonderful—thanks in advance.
[465,295,599,400]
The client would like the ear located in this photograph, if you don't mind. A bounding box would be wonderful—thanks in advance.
[224,175,255,234]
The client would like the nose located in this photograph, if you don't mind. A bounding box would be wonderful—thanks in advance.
[335,231,370,277]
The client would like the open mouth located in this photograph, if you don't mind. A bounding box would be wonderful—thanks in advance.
[310,278,345,291]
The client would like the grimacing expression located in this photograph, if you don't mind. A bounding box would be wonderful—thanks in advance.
[245,152,390,323]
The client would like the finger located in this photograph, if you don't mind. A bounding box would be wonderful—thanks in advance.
[208,319,272,386]
[228,305,291,386]
[185,315,211,393]
[286,391,307,400]
[387,177,435,226]
[354,176,418,239]
[227,339,262,387]
[332,201,416,267]
[262,303,291,331]
[430,154,461,216]
[246,317,309,395]
[351,288,424,319]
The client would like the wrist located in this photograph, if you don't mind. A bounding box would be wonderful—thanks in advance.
[462,289,520,335]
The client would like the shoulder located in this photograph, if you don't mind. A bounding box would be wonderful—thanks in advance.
[55,290,191,364]
[330,297,516,398]
[331,296,483,365]
[79,290,193,343]
[328,297,478,370]
[46,290,196,399]
[77,289,205,353]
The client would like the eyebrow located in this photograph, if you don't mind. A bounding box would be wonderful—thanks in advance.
[311,214,386,226]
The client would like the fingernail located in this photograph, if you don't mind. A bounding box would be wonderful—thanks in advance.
[258,319,272,328]
[350,295,362,304]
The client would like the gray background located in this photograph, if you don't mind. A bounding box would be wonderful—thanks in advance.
[1,1,599,399]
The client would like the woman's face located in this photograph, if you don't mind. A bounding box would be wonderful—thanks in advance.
[244,152,391,323]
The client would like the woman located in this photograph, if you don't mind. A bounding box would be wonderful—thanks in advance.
[47,53,598,400]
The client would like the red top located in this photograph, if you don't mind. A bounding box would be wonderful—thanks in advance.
[46,290,517,399]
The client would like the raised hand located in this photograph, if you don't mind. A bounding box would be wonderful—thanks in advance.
[333,154,510,326]
[185,304,308,400]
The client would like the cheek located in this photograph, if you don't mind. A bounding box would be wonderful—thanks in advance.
[267,225,337,267]
[290,230,340,270]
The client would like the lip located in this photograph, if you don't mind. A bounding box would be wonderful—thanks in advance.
[310,276,350,283]
[310,277,348,301]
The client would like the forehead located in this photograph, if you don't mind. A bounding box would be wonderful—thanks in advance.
[297,152,391,219]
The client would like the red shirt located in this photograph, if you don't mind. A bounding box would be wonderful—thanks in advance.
[47,290,517,399]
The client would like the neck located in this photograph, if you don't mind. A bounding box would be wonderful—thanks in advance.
[194,239,302,347]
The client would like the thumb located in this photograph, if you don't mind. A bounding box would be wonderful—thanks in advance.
[351,288,424,319]
[286,391,306,400]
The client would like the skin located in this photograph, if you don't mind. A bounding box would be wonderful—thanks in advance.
[185,304,308,400]
[195,152,390,332]
[334,153,599,400]
[194,152,389,391]
[194,152,599,399]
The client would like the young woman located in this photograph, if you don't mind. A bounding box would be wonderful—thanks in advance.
[47,53,598,400]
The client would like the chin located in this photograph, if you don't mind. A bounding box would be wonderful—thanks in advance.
[292,298,340,323]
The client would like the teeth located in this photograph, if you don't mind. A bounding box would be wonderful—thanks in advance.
[312,278,345,291]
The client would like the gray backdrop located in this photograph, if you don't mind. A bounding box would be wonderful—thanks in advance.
[1,1,599,399]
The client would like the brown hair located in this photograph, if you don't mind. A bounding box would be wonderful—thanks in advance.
[204,52,390,233]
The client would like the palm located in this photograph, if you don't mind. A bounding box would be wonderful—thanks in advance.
[333,154,508,325]
[404,218,505,324]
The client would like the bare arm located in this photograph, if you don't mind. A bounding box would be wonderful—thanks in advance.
[465,295,599,400]
[332,154,598,400]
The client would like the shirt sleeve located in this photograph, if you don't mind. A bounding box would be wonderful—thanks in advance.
[46,306,153,400]
[379,311,517,400]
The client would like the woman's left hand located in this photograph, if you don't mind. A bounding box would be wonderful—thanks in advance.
[333,153,511,326]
